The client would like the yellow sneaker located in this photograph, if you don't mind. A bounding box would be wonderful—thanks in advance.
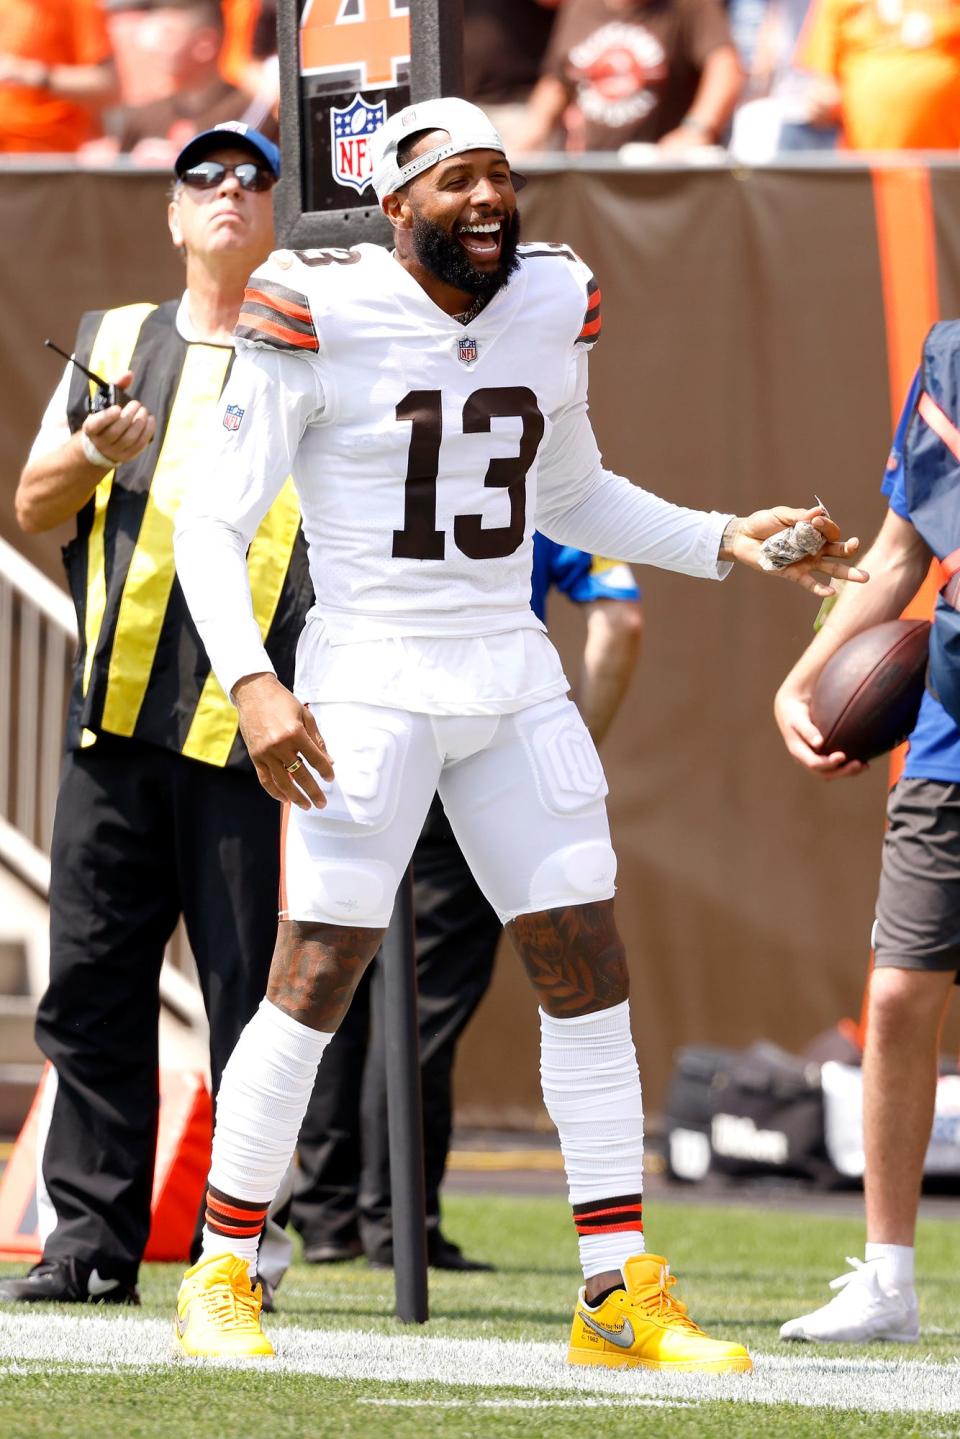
[567,1253,752,1373]
[173,1253,274,1359]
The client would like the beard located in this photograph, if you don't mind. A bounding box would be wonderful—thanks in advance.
[410,208,521,302]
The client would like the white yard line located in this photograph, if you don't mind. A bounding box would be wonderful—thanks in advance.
[356,1397,695,1409]
[2,1313,960,1413]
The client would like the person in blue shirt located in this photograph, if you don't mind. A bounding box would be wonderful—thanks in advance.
[529,538,643,735]
[287,537,643,1270]
[773,366,957,1345]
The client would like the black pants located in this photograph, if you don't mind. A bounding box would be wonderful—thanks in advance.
[37,736,280,1285]
[289,796,502,1260]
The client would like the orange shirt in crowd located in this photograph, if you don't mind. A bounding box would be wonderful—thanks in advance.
[800,0,960,148]
[0,0,112,152]
[219,0,269,91]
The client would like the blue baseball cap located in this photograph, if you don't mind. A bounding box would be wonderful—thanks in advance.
[175,122,281,179]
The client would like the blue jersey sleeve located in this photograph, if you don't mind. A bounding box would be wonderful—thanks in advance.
[876,365,960,780]
[880,369,922,519]
[531,535,640,623]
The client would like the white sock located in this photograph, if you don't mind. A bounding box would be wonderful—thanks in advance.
[200,998,333,1274]
[865,1242,915,1291]
[539,1000,645,1279]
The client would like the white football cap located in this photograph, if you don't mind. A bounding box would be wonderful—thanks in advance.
[370,97,519,203]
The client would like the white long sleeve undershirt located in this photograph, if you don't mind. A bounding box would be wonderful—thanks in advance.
[174,346,733,702]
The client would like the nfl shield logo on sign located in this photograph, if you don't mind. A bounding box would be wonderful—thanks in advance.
[223,404,244,431]
[331,94,388,195]
[458,336,478,364]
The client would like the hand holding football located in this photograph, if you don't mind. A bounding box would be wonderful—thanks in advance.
[810,619,931,762]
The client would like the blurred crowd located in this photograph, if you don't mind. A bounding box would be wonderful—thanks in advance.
[0,0,278,163]
[1,0,958,163]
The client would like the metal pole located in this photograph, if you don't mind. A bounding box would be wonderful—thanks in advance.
[381,863,428,1322]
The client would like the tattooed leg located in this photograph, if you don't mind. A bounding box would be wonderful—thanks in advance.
[511,900,641,1296]
[266,920,385,1031]
[507,898,629,1016]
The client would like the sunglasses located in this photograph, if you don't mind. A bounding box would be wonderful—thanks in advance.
[180,160,276,193]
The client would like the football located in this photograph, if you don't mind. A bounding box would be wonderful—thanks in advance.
[810,618,931,762]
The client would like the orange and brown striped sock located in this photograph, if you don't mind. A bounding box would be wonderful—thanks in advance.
[573,1192,644,1241]
[199,1186,271,1273]
[205,1185,270,1243]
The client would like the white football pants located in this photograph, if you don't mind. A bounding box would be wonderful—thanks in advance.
[282,695,617,926]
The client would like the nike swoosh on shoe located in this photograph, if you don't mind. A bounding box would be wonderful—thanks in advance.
[579,1311,636,1348]
[87,1269,121,1297]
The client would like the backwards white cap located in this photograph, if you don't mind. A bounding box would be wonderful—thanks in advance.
[370,97,512,203]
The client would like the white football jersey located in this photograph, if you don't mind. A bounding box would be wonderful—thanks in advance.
[176,241,730,711]
[238,242,597,629]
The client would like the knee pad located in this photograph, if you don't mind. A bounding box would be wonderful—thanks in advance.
[288,858,395,926]
[527,840,617,912]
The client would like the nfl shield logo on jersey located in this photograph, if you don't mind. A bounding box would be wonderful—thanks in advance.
[223,403,244,431]
[331,94,388,195]
[458,336,478,364]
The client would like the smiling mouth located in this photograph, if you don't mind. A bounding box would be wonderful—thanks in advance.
[457,220,503,259]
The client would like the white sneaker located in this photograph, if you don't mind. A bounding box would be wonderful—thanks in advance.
[780,1258,919,1343]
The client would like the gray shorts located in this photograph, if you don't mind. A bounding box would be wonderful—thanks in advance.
[874,778,960,977]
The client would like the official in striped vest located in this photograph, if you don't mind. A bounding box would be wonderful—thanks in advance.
[0,125,309,1309]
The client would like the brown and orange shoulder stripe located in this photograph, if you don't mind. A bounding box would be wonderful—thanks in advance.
[235,276,319,353]
[576,277,602,348]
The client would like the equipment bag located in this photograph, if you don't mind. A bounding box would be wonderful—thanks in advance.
[662,1044,738,1182]
[663,1041,835,1184]
[821,1060,960,1178]
[707,1041,833,1182]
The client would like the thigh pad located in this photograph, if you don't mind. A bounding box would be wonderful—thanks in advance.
[516,700,608,816]
[311,706,411,833]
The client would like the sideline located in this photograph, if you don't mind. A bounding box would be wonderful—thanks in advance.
[2,1312,960,1412]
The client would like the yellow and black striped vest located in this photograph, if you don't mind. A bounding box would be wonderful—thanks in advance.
[62,300,311,770]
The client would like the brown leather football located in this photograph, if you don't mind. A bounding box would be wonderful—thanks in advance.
[810,618,931,761]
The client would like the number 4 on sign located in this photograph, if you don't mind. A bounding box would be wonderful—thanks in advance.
[300,0,411,88]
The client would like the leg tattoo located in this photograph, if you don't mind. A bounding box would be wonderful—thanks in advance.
[266,920,385,1031]
[508,899,629,1016]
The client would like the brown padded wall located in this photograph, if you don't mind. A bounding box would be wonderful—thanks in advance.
[459,167,919,1125]
[0,164,952,1122]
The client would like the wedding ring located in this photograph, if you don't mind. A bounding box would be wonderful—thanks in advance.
[285,758,303,775]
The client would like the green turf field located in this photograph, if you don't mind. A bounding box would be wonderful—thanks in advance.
[3,1191,960,1438]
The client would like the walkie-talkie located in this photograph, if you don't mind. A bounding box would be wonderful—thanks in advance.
[44,338,131,413]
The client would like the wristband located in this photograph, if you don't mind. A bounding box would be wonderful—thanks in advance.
[80,431,114,468]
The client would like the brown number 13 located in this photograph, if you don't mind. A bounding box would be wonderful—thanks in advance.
[391,386,544,561]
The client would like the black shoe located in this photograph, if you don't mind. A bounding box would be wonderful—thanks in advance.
[429,1238,494,1273]
[256,1275,277,1313]
[302,1238,363,1265]
[0,1258,140,1306]
[367,1237,494,1273]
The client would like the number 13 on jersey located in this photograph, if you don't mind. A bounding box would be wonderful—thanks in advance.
[392,387,545,562]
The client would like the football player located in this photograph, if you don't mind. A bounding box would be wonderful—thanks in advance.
[171,97,865,1363]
